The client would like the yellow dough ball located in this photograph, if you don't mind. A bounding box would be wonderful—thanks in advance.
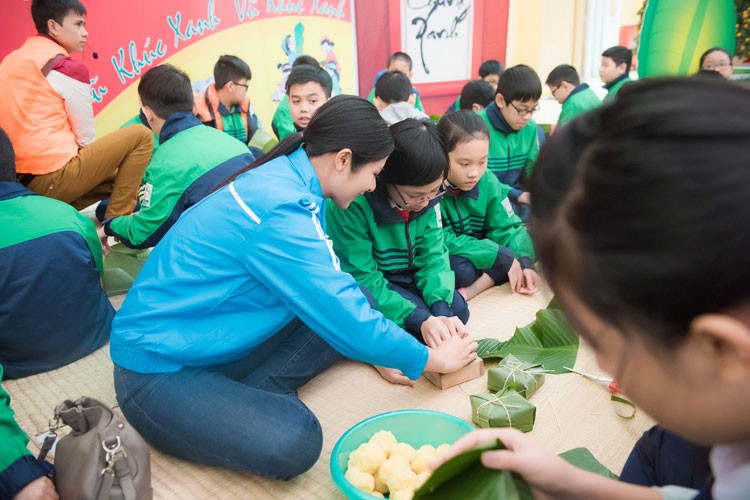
[379,456,417,492]
[344,466,375,494]
[435,443,452,457]
[370,492,384,499]
[348,442,387,475]
[390,490,415,500]
[373,470,389,495]
[369,430,398,457]
[389,442,416,462]
[410,444,437,474]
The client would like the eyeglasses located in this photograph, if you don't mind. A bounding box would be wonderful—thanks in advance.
[391,184,445,209]
[509,102,541,117]
[549,86,561,96]
[233,81,249,89]
[702,62,731,71]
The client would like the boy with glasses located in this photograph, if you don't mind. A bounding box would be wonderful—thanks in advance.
[546,64,601,127]
[478,65,542,220]
[195,55,271,150]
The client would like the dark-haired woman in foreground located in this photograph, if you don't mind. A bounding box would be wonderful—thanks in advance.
[110,96,477,479]
[433,78,750,498]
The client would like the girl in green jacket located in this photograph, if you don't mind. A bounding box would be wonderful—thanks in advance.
[438,111,539,300]
[327,119,469,379]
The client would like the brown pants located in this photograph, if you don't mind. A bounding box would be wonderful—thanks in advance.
[28,125,153,219]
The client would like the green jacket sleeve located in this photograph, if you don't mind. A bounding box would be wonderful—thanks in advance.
[484,175,536,263]
[326,199,418,328]
[524,120,541,178]
[79,212,104,273]
[413,205,456,309]
[0,366,51,498]
[271,99,296,141]
[108,165,184,249]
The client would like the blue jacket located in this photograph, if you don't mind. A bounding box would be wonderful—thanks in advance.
[0,182,113,379]
[110,149,429,379]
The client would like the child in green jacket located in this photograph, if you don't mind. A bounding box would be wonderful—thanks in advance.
[438,111,539,300]
[546,64,600,127]
[327,119,469,352]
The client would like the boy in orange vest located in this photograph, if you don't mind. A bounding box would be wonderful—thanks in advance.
[0,0,153,221]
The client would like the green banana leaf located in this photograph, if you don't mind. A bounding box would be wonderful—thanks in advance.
[414,439,533,499]
[476,338,508,360]
[497,308,579,374]
[415,440,616,498]
[559,447,619,479]
[638,0,736,76]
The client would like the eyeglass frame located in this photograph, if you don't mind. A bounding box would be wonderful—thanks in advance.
[701,62,731,71]
[509,101,541,117]
[232,81,249,89]
[391,184,445,210]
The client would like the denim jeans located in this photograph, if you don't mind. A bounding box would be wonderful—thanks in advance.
[113,317,344,479]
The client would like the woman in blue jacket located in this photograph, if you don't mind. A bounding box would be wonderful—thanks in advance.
[110,95,477,479]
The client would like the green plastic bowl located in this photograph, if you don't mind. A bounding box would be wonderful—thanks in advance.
[330,410,474,499]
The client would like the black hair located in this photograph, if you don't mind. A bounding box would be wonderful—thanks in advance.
[438,110,489,153]
[375,71,412,104]
[532,77,750,346]
[479,59,503,78]
[286,64,333,98]
[0,128,16,182]
[698,47,732,68]
[379,119,448,186]
[601,45,633,71]
[219,96,393,188]
[459,80,495,110]
[32,0,86,34]
[692,69,728,80]
[388,52,413,72]
[213,55,251,90]
[138,64,194,119]
[293,55,320,68]
[496,65,542,103]
[546,64,580,87]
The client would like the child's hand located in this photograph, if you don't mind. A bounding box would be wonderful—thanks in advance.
[517,268,539,295]
[424,335,477,373]
[96,225,111,256]
[13,476,58,500]
[421,316,453,348]
[428,429,579,499]
[373,365,415,386]
[508,259,524,293]
[437,316,469,338]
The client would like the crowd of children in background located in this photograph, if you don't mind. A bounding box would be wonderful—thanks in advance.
[0,0,747,499]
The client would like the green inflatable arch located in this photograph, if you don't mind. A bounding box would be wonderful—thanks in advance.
[638,0,736,77]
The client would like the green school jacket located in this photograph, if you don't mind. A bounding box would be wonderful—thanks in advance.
[479,103,540,201]
[603,76,630,103]
[326,185,455,329]
[271,98,296,141]
[107,113,254,249]
[440,171,535,270]
[558,84,601,126]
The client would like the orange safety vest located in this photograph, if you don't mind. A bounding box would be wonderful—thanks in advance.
[194,83,256,143]
[0,37,80,175]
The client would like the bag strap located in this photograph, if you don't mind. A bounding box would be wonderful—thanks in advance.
[97,437,138,500]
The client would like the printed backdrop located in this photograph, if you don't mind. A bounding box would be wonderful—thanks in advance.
[0,0,356,137]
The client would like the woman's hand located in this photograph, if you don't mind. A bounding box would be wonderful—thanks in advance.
[424,335,477,373]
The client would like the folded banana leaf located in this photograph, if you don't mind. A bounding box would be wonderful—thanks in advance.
[487,354,546,398]
[470,388,536,432]
[414,440,617,499]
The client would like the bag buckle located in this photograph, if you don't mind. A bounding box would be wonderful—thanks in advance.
[101,437,123,476]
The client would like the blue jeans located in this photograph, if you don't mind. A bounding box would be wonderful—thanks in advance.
[113,317,344,479]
